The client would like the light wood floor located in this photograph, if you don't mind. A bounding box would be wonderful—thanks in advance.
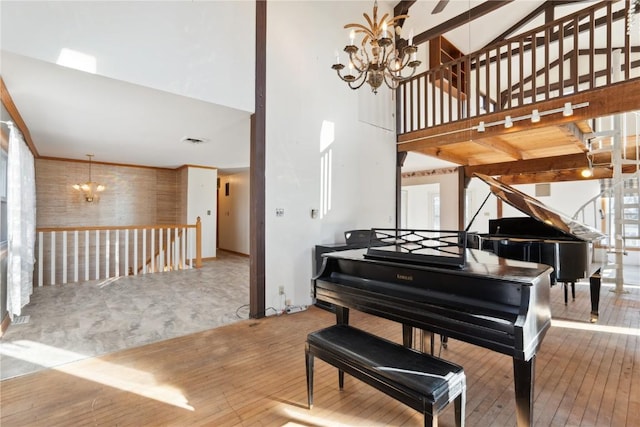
[1,280,638,426]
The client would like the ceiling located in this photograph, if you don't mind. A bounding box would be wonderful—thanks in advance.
[3,0,627,175]
[0,0,255,173]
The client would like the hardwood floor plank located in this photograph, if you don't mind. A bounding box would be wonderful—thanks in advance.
[2,282,638,426]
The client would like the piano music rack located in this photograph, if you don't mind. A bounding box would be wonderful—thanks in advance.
[365,229,467,268]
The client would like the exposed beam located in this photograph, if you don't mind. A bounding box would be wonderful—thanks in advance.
[394,0,416,32]
[411,1,513,47]
[486,1,549,46]
[413,147,470,165]
[250,0,266,319]
[465,152,590,177]
[498,167,613,185]
[397,79,640,152]
[472,136,523,160]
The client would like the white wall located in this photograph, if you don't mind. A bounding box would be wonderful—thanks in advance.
[401,183,440,229]
[265,1,397,312]
[218,170,250,255]
[187,167,217,259]
[402,171,460,230]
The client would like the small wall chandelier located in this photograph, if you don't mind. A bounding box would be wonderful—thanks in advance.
[331,0,420,93]
[73,154,105,202]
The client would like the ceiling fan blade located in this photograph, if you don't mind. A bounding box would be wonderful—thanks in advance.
[431,0,449,14]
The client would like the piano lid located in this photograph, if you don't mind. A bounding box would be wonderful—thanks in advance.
[474,173,606,241]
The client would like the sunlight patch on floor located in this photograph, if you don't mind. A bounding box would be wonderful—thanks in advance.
[551,319,640,336]
[0,340,194,410]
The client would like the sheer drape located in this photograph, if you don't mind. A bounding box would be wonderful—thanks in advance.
[7,123,36,319]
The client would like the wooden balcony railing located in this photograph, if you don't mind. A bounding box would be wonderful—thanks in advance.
[34,218,202,287]
[398,0,638,135]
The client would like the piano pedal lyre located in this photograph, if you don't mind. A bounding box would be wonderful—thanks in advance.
[417,329,448,356]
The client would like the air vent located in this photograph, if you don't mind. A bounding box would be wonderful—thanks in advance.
[181,136,210,144]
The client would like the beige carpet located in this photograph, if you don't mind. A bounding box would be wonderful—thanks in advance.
[0,251,249,380]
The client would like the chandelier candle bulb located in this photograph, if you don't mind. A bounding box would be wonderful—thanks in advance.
[349,30,355,46]
[409,29,414,46]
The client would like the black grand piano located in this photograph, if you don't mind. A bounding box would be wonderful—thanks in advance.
[471,173,606,321]
[313,229,552,427]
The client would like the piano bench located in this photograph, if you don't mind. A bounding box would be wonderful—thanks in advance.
[305,324,466,427]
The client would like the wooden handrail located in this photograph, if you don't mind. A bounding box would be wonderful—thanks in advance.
[37,223,197,233]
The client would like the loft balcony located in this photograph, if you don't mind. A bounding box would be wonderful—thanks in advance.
[397,0,640,183]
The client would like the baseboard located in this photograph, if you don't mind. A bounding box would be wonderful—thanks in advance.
[218,249,250,257]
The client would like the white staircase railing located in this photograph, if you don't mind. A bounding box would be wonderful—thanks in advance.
[34,219,202,287]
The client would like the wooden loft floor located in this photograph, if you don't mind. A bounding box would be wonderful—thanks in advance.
[1,280,638,426]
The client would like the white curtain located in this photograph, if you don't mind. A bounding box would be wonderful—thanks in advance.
[6,123,36,319]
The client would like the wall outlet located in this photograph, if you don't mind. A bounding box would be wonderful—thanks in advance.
[278,286,284,295]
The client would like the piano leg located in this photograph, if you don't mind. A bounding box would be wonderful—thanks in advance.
[335,306,350,325]
[402,324,413,347]
[589,268,601,323]
[513,356,535,427]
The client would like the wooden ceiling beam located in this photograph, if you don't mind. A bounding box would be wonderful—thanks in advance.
[498,167,613,185]
[410,1,514,47]
[397,79,640,152]
[394,0,416,31]
[465,152,589,177]
[414,147,470,165]
[485,1,549,46]
[472,136,523,161]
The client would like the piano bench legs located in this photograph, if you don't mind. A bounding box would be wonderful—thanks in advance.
[306,324,466,427]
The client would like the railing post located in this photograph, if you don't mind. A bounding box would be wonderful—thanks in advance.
[195,216,202,268]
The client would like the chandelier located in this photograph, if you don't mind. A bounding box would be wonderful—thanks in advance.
[73,154,105,202]
[331,0,420,93]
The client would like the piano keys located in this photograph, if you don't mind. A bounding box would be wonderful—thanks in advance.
[313,246,552,427]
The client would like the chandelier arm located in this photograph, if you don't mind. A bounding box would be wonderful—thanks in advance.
[382,69,401,90]
[348,51,368,74]
[334,67,365,84]
[385,64,418,84]
[348,72,370,90]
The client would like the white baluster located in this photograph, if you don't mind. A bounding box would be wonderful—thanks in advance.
[124,229,129,277]
[142,229,147,274]
[95,230,100,280]
[50,232,56,285]
[85,231,90,281]
[115,229,120,277]
[181,227,187,269]
[134,229,138,276]
[62,231,68,284]
[149,228,154,273]
[174,227,179,270]
[158,228,164,272]
[105,229,110,278]
[74,230,79,283]
[38,231,43,286]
